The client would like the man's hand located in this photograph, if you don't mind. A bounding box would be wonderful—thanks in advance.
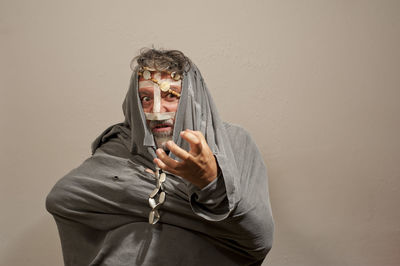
[154,129,218,189]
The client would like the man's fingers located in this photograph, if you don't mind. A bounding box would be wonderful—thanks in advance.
[155,149,179,168]
[145,168,155,175]
[190,130,208,147]
[186,130,213,158]
[190,130,203,139]
[166,141,190,161]
[153,158,177,175]
[180,130,201,155]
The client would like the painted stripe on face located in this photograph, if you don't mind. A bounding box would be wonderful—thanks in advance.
[138,72,182,114]
[138,80,155,87]
[144,112,175,120]
[138,80,182,88]
[166,80,181,87]
[153,83,161,113]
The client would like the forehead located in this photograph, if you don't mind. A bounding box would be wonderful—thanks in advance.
[138,71,182,91]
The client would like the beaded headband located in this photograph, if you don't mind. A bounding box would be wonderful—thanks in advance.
[138,67,181,98]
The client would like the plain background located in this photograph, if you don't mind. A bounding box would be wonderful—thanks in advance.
[1,0,399,265]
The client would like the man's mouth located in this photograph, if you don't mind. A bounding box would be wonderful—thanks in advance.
[152,123,172,132]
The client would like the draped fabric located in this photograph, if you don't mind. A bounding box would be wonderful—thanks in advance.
[46,64,274,265]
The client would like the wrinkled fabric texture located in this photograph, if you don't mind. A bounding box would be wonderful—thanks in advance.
[46,64,274,266]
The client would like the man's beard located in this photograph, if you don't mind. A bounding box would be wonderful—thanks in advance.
[148,119,174,150]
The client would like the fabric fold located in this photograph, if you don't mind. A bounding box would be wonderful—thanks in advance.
[46,61,274,265]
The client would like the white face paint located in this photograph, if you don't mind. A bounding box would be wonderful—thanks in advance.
[138,71,182,150]
[152,73,162,113]
[144,112,176,121]
[138,74,181,121]
[138,80,182,89]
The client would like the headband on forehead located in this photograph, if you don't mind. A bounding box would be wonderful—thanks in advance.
[138,67,181,98]
[139,66,182,80]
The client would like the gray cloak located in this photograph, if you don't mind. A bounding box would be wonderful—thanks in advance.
[46,64,274,266]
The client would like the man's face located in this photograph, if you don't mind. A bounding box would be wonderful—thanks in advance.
[138,71,182,149]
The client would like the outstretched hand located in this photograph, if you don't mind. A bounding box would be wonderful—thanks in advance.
[154,129,218,189]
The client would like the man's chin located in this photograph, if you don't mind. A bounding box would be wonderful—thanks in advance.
[154,135,173,150]
[148,120,174,150]
[152,128,173,138]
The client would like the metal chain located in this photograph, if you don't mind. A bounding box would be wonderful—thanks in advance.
[148,167,167,224]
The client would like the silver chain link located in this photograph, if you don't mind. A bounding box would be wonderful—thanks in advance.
[148,167,167,224]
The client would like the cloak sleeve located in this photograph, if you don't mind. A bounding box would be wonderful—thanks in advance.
[45,153,151,231]
[188,171,230,220]
[183,123,274,260]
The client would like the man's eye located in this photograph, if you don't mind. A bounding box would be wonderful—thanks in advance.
[166,93,177,100]
[141,96,151,102]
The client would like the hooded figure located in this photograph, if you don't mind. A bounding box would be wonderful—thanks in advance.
[46,49,274,266]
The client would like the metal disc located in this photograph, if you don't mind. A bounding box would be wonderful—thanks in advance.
[148,210,154,224]
[149,198,157,209]
[159,173,166,183]
[149,210,160,224]
[149,187,159,198]
[159,82,170,92]
[157,179,164,189]
[159,191,166,204]
[143,70,151,80]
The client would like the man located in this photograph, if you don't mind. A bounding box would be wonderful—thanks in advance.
[46,48,274,266]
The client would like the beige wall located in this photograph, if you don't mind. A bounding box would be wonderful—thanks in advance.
[1,0,399,265]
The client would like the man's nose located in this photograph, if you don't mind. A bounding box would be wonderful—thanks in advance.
[152,97,168,113]
[151,87,162,113]
[153,102,168,113]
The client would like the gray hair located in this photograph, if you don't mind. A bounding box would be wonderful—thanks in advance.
[131,48,192,76]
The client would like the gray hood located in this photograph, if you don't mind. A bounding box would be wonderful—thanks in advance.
[47,62,274,265]
[92,63,240,210]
